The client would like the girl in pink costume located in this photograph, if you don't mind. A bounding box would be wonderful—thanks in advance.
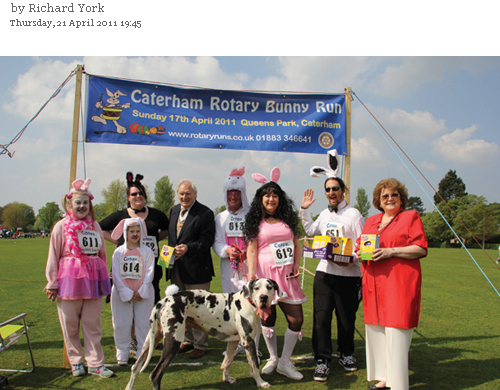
[45,179,113,378]
[243,168,307,381]
[110,218,154,365]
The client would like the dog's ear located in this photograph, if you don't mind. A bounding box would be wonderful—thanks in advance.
[268,279,283,298]
[242,279,256,298]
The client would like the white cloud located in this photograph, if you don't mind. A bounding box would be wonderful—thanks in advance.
[421,161,437,170]
[352,137,389,168]
[3,58,80,122]
[367,57,500,97]
[432,125,500,164]
[83,56,248,91]
[251,57,379,92]
[352,104,448,145]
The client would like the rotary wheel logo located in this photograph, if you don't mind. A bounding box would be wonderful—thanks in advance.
[318,132,334,149]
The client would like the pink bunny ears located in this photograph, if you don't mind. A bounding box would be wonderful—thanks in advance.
[252,167,280,184]
[67,178,94,200]
[110,218,147,241]
[229,167,245,177]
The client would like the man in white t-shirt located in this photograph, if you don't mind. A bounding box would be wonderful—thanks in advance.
[300,176,365,381]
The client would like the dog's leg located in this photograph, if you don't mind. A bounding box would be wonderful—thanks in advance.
[125,340,149,390]
[149,333,181,390]
[242,336,270,388]
[126,305,165,390]
[221,340,239,384]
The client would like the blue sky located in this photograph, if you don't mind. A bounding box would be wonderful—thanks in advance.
[1,56,499,218]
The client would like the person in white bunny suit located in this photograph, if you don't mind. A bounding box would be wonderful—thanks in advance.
[213,167,262,357]
[213,167,251,293]
[110,218,155,365]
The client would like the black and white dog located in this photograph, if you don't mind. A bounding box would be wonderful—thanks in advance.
[125,278,282,390]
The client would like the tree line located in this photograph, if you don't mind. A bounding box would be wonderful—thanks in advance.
[352,170,500,248]
[3,170,499,248]
[0,176,176,233]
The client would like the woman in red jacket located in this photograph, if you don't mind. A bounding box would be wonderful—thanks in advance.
[356,178,427,390]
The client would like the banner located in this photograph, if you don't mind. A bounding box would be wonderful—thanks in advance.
[85,75,347,154]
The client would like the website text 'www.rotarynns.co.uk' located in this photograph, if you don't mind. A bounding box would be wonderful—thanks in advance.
[166,130,314,143]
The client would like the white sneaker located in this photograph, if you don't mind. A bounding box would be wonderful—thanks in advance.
[222,343,246,356]
[118,360,128,366]
[261,358,278,375]
[276,362,303,380]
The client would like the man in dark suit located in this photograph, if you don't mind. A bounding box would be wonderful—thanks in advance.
[168,179,215,359]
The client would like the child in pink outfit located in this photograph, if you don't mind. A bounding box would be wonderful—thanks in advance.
[110,218,155,364]
[45,179,113,378]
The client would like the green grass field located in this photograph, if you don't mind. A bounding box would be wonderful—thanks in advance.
[1,238,500,389]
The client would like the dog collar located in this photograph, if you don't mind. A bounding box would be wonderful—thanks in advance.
[247,298,257,308]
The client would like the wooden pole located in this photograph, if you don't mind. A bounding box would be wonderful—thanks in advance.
[344,87,352,204]
[63,65,83,369]
[69,65,83,190]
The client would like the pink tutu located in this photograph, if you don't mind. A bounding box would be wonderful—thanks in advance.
[57,256,111,300]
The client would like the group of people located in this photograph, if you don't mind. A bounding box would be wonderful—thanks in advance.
[44,150,428,390]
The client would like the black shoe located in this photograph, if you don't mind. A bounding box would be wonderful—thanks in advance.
[339,353,358,372]
[313,359,330,382]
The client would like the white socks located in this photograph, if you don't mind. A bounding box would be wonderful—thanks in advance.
[280,328,301,366]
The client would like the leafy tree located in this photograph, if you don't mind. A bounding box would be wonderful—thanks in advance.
[214,205,226,217]
[407,196,425,215]
[35,202,63,231]
[153,176,175,216]
[2,202,36,230]
[101,179,128,215]
[93,203,108,222]
[421,201,458,246]
[422,195,500,248]
[433,169,468,204]
[354,188,370,218]
[454,196,500,248]
[0,206,3,224]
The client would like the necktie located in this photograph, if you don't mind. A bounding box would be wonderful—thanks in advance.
[177,207,187,237]
[328,205,338,213]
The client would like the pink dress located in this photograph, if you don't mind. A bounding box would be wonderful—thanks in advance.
[255,219,307,305]
[46,217,111,300]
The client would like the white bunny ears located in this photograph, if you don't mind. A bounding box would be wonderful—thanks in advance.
[310,149,343,179]
[252,167,280,184]
[67,178,94,200]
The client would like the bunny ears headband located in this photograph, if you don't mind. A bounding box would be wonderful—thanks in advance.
[126,171,147,198]
[310,149,342,179]
[67,178,94,200]
[252,167,280,184]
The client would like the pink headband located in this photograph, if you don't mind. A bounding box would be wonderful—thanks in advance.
[67,178,94,200]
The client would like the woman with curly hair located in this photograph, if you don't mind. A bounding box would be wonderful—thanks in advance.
[244,170,307,381]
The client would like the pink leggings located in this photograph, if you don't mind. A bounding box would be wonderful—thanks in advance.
[57,298,105,367]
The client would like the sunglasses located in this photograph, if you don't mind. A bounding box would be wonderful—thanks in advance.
[325,186,341,192]
[227,190,241,198]
[130,192,144,197]
[381,193,400,200]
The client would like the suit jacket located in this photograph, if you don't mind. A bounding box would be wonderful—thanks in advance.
[168,200,215,284]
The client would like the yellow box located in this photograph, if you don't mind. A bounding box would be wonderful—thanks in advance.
[312,235,331,249]
[360,234,379,260]
[158,245,176,268]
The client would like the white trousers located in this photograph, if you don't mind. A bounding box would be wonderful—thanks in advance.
[366,324,414,390]
[111,285,154,361]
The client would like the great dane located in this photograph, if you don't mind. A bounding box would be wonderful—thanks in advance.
[125,278,282,390]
